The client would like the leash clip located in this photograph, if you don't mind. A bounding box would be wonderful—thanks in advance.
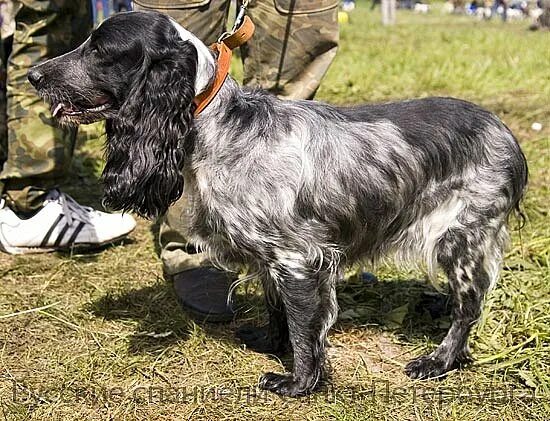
[232,0,250,33]
[195,1,254,116]
[217,0,251,45]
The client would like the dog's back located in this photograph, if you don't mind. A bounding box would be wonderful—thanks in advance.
[331,97,528,276]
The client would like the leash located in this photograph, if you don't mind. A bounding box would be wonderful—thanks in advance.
[193,1,255,116]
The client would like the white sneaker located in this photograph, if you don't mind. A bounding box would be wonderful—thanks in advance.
[0,189,136,254]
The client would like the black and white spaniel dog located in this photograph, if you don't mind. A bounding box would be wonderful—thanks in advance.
[28,11,528,397]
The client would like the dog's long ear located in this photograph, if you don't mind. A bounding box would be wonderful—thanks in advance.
[102,39,198,219]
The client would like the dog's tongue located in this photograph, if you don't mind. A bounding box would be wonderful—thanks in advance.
[94,95,110,107]
[52,103,65,117]
[51,102,79,117]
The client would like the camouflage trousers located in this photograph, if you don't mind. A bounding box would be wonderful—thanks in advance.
[133,0,340,274]
[0,0,91,213]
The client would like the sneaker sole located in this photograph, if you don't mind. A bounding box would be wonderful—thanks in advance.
[0,232,133,255]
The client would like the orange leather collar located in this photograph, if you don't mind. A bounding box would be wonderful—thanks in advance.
[193,16,255,116]
[193,42,232,116]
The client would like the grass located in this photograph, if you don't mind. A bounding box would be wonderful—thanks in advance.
[1,4,549,420]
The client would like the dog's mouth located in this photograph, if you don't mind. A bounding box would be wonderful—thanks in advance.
[50,95,112,119]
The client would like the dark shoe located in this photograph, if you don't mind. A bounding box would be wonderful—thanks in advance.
[171,266,236,322]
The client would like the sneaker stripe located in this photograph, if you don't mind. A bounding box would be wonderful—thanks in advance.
[40,214,64,247]
[66,221,86,246]
[53,223,71,247]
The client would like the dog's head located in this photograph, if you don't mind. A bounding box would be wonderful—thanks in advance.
[28,11,216,218]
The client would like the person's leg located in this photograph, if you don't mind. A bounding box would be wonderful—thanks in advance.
[0,6,9,178]
[242,0,339,100]
[0,0,137,254]
[133,0,230,272]
[501,0,508,21]
[133,0,230,45]
[0,0,90,213]
[133,0,236,321]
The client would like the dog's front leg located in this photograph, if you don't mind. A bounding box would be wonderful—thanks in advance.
[258,265,338,397]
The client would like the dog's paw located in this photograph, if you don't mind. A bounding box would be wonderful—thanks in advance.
[236,325,286,354]
[258,372,314,397]
[405,354,453,380]
[456,347,474,365]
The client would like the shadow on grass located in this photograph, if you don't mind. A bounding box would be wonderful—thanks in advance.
[89,282,188,353]
[87,279,260,355]
[87,274,451,358]
[335,277,451,345]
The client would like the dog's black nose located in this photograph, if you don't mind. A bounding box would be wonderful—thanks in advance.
[27,68,44,87]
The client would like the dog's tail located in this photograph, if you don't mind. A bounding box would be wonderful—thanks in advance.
[506,128,529,231]
[513,198,527,230]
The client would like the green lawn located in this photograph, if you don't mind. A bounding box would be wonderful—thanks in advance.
[1,5,549,421]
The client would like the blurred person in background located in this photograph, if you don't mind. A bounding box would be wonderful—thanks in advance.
[91,0,132,24]
[492,0,509,20]
[530,0,550,28]
[114,0,132,12]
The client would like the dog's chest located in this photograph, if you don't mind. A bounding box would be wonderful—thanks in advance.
[181,164,238,248]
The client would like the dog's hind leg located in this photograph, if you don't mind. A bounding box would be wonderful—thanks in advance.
[405,224,507,379]
[258,261,339,397]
